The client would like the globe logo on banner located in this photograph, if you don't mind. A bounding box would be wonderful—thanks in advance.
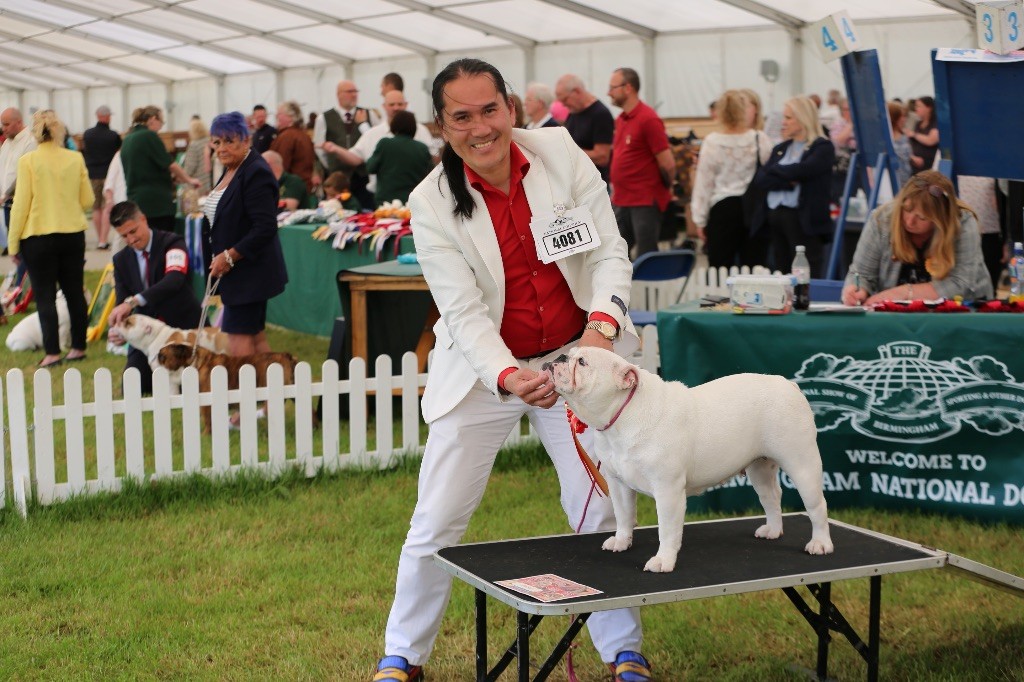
[793,341,1024,444]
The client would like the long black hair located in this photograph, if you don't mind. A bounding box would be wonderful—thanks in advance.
[431,58,509,220]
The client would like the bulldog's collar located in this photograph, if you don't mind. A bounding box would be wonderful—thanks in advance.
[596,383,637,432]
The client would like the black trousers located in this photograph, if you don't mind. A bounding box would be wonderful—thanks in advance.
[767,206,827,279]
[705,195,769,269]
[126,346,153,395]
[19,231,89,355]
[613,202,662,259]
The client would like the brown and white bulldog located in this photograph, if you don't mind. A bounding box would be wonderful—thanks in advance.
[157,344,299,433]
[544,346,833,573]
[114,314,230,392]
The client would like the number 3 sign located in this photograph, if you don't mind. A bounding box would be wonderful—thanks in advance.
[812,11,861,63]
[976,1,1024,55]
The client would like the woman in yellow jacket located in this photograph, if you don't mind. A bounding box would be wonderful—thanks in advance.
[8,110,94,368]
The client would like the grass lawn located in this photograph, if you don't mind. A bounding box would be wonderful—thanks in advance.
[0,447,1021,681]
[2,272,1022,679]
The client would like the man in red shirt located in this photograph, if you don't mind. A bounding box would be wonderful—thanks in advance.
[374,59,652,682]
[608,67,677,259]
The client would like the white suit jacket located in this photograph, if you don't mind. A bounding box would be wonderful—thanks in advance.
[409,127,639,423]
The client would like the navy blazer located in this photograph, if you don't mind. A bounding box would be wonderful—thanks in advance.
[113,229,202,330]
[203,150,287,305]
[751,137,835,239]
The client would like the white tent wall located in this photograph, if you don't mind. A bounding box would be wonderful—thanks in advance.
[797,17,975,103]
[352,56,431,120]
[533,38,645,104]
[170,79,220,133]
[0,15,982,136]
[223,72,280,124]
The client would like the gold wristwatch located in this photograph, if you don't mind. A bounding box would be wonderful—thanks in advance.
[585,320,618,341]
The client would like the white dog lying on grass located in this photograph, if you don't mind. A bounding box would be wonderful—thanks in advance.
[5,290,86,352]
[545,346,834,573]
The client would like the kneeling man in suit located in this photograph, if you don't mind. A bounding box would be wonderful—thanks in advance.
[107,200,202,394]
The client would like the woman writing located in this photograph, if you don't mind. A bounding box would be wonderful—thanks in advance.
[908,96,939,174]
[120,106,201,231]
[842,171,992,306]
[690,89,772,269]
[204,111,288,357]
[750,96,835,277]
[7,110,93,368]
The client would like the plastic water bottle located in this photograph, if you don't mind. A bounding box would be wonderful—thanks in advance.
[1011,242,1024,299]
[791,245,811,310]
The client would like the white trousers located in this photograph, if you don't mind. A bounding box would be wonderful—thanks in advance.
[384,361,642,666]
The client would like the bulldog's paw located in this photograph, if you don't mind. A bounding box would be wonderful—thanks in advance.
[754,523,783,540]
[643,555,676,573]
[805,538,834,555]
[602,535,632,552]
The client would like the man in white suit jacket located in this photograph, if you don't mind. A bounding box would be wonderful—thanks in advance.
[376,60,652,682]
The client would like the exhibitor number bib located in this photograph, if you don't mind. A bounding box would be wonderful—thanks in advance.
[530,205,601,264]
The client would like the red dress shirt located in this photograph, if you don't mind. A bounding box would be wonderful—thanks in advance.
[463,143,616,391]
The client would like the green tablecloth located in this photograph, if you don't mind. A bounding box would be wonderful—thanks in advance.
[657,303,1024,522]
[267,224,416,337]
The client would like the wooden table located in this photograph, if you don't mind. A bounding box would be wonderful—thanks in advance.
[337,262,438,372]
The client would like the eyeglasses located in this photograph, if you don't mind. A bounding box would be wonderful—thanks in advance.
[910,177,948,199]
[608,83,628,90]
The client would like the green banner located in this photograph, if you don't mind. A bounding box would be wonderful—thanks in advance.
[657,305,1024,523]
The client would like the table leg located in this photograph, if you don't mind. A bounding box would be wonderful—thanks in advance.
[350,289,368,361]
[868,576,881,682]
[815,582,832,680]
[518,611,530,682]
[476,589,487,682]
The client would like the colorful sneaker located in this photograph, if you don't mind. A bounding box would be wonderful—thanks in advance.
[608,650,653,681]
[373,655,423,682]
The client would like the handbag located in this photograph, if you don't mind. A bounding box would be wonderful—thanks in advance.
[741,132,767,233]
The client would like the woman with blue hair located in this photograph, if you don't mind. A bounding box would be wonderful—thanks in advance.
[203,111,288,364]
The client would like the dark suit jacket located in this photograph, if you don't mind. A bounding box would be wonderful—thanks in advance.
[203,151,288,306]
[751,136,836,239]
[113,229,202,330]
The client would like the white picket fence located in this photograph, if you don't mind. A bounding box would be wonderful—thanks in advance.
[0,265,750,517]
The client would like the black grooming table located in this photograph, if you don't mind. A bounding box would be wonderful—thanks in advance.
[435,514,990,682]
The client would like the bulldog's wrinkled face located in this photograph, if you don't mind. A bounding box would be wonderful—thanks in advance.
[545,346,638,426]
[116,314,155,346]
[157,343,193,370]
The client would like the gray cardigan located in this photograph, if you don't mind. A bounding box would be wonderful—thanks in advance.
[844,201,993,300]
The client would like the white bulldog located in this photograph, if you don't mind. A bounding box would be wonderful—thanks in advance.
[113,314,230,390]
[545,346,833,573]
[5,290,82,352]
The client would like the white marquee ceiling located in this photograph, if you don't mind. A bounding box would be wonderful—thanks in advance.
[0,0,980,91]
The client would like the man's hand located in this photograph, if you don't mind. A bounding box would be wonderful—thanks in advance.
[503,367,559,408]
[354,109,368,125]
[320,141,338,154]
[108,302,133,328]
[579,328,613,352]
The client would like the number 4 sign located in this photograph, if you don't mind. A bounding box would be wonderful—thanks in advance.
[976,1,1024,55]
[812,11,861,63]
